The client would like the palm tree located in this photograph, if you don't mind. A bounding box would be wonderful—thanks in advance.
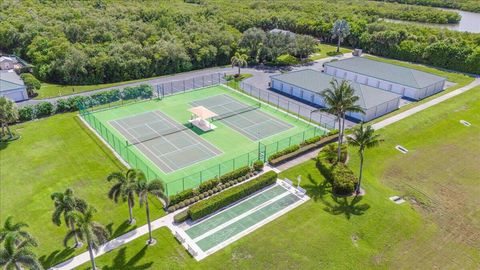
[0,97,19,139]
[230,52,248,76]
[107,169,140,225]
[348,123,383,195]
[318,79,364,161]
[331,19,350,53]
[135,176,165,246]
[0,236,43,270]
[51,188,88,248]
[64,207,109,270]
[0,217,36,246]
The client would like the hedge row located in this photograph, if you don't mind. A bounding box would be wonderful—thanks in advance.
[17,84,153,122]
[188,171,278,221]
[267,145,300,163]
[167,166,253,207]
[173,209,190,223]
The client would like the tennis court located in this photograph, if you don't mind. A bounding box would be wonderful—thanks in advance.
[172,179,309,260]
[191,94,293,141]
[109,110,222,173]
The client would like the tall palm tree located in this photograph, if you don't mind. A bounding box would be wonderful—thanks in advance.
[348,123,383,195]
[0,236,43,270]
[107,169,140,225]
[0,217,36,245]
[331,19,350,53]
[51,188,88,248]
[64,207,109,270]
[230,52,248,76]
[135,177,165,246]
[318,79,364,161]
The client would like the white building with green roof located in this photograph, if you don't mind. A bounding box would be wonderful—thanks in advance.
[270,69,401,122]
[0,70,28,102]
[324,57,446,100]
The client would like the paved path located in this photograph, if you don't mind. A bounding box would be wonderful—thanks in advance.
[372,77,480,130]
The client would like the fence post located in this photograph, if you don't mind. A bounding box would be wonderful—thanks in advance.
[276,141,279,152]
[165,183,169,196]
[218,164,221,177]
[170,81,173,93]
[202,76,205,87]
[277,96,280,109]
[297,105,301,118]
[302,131,305,142]
[182,178,185,191]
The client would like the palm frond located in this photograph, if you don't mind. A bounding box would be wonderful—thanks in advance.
[63,229,81,247]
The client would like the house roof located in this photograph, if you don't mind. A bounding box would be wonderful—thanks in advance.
[271,69,401,110]
[0,70,25,92]
[324,57,445,89]
[269,28,295,36]
[0,56,16,63]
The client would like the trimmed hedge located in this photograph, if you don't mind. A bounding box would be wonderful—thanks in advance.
[169,188,196,206]
[331,163,358,195]
[173,210,190,223]
[267,145,300,162]
[253,160,264,171]
[198,178,220,193]
[218,166,251,184]
[188,171,277,221]
[18,105,35,121]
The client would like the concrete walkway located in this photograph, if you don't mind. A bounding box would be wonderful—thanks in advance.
[372,77,480,130]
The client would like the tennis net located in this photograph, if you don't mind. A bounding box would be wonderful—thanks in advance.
[212,103,261,121]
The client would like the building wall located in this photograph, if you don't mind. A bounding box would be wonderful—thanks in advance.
[324,65,445,100]
[271,78,400,122]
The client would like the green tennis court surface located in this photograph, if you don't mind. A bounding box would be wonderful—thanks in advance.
[173,180,309,260]
[82,85,325,195]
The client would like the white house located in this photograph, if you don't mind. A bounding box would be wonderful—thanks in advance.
[270,69,401,122]
[324,57,446,100]
[0,56,17,70]
[0,70,28,102]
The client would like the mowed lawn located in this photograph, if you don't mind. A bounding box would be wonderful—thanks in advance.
[0,113,165,268]
[77,87,480,269]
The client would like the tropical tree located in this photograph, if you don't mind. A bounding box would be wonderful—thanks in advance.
[51,188,88,248]
[107,169,140,225]
[0,236,43,270]
[0,217,36,245]
[332,19,350,52]
[0,97,19,139]
[348,123,383,195]
[319,79,364,161]
[135,176,165,246]
[230,52,248,76]
[64,207,109,270]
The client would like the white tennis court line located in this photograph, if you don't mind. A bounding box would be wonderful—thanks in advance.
[170,179,310,261]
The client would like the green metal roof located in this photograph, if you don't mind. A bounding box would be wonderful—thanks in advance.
[271,69,401,109]
[324,57,445,89]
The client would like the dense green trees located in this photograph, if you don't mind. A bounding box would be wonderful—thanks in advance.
[370,0,480,13]
[0,97,19,140]
[0,0,478,86]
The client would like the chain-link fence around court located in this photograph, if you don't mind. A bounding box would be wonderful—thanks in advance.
[239,81,338,130]
[78,73,327,195]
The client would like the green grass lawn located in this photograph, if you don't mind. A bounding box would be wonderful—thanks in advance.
[0,113,165,268]
[78,86,480,269]
[308,44,351,61]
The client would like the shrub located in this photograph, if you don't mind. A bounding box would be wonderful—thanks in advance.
[331,163,358,195]
[213,187,219,193]
[20,73,41,97]
[253,160,264,171]
[173,210,190,223]
[301,135,324,146]
[219,166,251,184]
[18,106,35,121]
[275,54,299,66]
[178,201,185,208]
[268,145,300,162]
[122,84,153,100]
[188,171,277,220]
[328,129,339,136]
[90,89,121,105]
[34,102,54,117]
[168,188,194,206]
[194,196,199,202]
[208,190,214,195]
[167,206,176,212]
[202,192,209,197]
[198,178,219,193]
[199,194,204,200]
[55,99,71,113]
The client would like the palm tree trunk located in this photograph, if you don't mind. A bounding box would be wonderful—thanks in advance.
[128,199,134,224]
[71,222,80,247]
[87,242,97,270]
[356,152,364,195]
[14,262,22,270]
[337,115,342,161]
[238,66,241,76]
[145,198,153,244]
[337,37,341,53]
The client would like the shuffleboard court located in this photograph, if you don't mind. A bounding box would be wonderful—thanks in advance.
[191,94,293,141]
[172,179,310,260]
[109,110,222,173]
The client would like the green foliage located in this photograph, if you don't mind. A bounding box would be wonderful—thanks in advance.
[331,163,358,195]
[275,54,299,66]
[18,106,35,121]
[268,145,301,162]
[33,102,54,118]
[370,0,480,13]
[253,160,264,171]
[218,166,251,184]
[173,210,190,223]
[121,85,153,100]
[168,189,196,206]
[198,178,220,193]
[189,171,277,220]
[19,73,41,97]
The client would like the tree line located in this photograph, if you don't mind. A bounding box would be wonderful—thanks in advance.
[0,0,478,87]
[370,0,480,13]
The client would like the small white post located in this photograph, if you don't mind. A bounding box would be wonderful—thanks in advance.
[297,175,302,189]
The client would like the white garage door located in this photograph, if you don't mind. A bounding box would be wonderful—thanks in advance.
[3,90,25,102]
